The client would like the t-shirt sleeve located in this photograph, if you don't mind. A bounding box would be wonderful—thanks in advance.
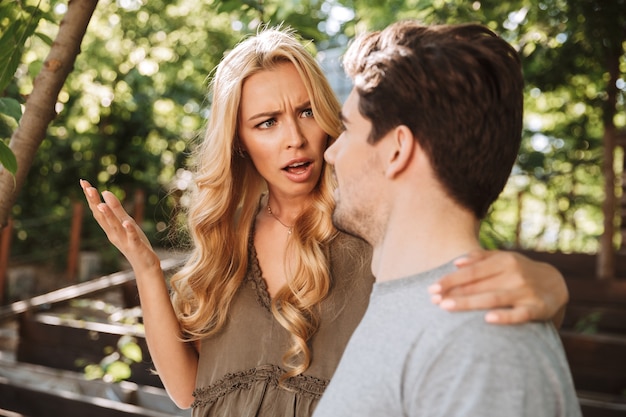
[403,322,576,417]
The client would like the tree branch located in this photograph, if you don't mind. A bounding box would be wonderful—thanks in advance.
[0,0,99,228]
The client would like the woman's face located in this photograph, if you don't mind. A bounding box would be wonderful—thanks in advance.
[238,62,328,200]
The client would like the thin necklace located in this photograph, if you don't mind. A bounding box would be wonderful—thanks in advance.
[267,204,293,234]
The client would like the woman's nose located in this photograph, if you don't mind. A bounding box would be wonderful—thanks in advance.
[285,119,306,148]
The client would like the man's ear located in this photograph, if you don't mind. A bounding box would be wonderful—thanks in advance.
[384,125,415,179]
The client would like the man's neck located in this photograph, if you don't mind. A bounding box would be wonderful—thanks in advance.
[371,201,482,283]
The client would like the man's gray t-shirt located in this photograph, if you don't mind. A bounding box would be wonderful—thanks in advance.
[314,260,582,417]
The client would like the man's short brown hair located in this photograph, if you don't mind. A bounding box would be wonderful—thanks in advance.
[343,20,524,219]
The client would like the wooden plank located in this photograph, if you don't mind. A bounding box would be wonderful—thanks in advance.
[566,279,626,306]
[577,391,626,417]
[560,331,626,396]
[0,358,188,416]
[0,380,181,417]
[0,408,29,417]
[17,314,162,388]
[562,305,626,334]
[517,250,626,279]
[0,257,184,322]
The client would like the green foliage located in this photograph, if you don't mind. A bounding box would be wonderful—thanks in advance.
[69,298,145,382]
[0,2,45,93]
[8,0,236,264]
[297,1,617,255]
[0,97,22,122]
[5,0,341,266]
[4,0,619,388]
[1,0,624,268]
[0,1,34,175]
[0,140,16,176]
[213,0,333,45]
[0,0,60,175]
[84,335,143,383]
[574,311,603,334]
[0,97,21,176]
[350,0,624,253]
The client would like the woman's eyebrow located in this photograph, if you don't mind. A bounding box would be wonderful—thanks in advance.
[248,100,312,122]
[295,101,312,113]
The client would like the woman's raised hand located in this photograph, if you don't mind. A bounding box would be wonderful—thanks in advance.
[80,179,161,272]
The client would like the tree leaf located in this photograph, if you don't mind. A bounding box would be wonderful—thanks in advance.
[0,23,23,93]
[216,0,244,13]
[0,98,23,122]
[105,361,132,382]
[120,341,143,363]
[84,364,105,380]
[0,140,17,176]
[35,31,54,46]
[0,11,43,92]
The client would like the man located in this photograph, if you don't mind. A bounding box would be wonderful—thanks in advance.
[314,20,582,416]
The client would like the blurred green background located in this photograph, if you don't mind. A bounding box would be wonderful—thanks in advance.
[1,0,625,285]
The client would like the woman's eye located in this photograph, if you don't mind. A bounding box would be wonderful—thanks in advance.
[301,108,314,118]
[258,119,276,129]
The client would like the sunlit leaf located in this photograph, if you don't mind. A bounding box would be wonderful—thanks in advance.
[0,140,17,176]
[106,361,132,382]
[0,24,23,93]
[0,98,23,122]
[0,12,43,92]
[35,31,54,46]
[120,340,143,363]
[216,0,243,13]
[84,364,105,380]
[35,9,57,24]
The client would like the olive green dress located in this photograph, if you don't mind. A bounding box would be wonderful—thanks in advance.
[191,231,374,416]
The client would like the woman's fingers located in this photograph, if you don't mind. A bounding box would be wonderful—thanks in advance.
[429,249,568,325]
[434,285,541,324]
[102,191,130,222]
[429,250,510,297]
[121,215,152,249]
[80,179,159,272]
[80,181,138,246]
[484,306,535,325]
[80,179,104,213]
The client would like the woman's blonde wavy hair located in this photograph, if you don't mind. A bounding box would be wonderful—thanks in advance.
[170,26,343,382]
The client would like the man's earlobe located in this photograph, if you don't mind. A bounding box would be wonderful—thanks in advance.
[385,125,414,179]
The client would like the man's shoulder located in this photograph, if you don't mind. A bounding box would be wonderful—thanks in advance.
[419,309,559,351]
[406,316,567,383]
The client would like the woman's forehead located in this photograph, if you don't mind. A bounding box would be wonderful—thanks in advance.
[239,63,311,118]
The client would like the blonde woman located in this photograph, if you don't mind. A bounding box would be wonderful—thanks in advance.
[81,27,568,416]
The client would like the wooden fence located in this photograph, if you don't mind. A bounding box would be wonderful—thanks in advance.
[0,256,185,417]
[0,189,147,303]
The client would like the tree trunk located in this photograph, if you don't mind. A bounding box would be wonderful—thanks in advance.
[596,46,621,280]
[599,125,617,279]
[0,0,99,229]
[619,130,626,258]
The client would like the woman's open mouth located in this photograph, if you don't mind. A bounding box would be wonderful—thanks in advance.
[283,160,312,174]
